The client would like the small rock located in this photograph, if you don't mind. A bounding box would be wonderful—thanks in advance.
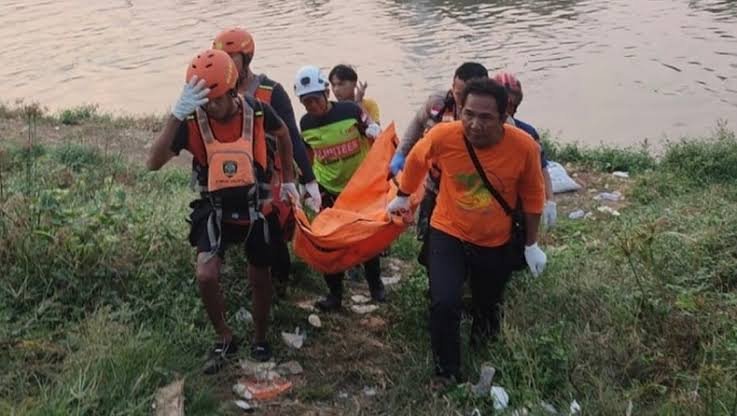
[363,386,377,397]
[308,314,322,328]
[491,386,509,411]
[281,327,305,349]
[613,171,630,178]
[568,209,585,220]
[235,308,253,324]
[54,126,60,131]
[276,360,304,376]
[240,360,276,378]
[351,304,379,314]
[351,294,371,304]
[540,401,557,414]
[381,275,401,286]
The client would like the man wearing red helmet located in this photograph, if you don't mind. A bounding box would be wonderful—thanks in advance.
[493,72,557,228]
[147,49,297,372]
[212,28,319,297]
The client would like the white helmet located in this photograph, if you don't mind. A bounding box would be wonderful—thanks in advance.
[294,65,328,97]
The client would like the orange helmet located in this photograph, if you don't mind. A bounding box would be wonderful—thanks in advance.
[213,28,255,56]
[185,49,238,99]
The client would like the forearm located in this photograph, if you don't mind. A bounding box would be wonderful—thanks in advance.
[275,126,295,183]
[146,115,180,170]
[524,214,541,245]
[543,168,554,200]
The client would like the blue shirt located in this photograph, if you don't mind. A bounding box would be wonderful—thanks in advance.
[513,117,548,169]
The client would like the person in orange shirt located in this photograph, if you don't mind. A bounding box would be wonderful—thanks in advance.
[387,78,548,382]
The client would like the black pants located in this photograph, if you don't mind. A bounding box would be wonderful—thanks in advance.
[428,227,513,378]
[320,187,382,297]
[416,189,437,268]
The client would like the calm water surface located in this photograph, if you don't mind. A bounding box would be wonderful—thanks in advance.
[1,0,736,146]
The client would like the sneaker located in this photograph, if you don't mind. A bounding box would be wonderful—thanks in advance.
[250,341,273,362]
[315,294,342,312]
[202,336,240,375]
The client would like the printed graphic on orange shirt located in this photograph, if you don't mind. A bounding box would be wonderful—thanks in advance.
[452,172,493,211]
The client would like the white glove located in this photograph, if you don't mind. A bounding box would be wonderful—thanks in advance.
[303,180,322,212]
[524,243,547,278]
[365,123,381,139]
[280,182,300,206]
[171,76,210,121]
[543,200,557,228]
[387,195,410,216]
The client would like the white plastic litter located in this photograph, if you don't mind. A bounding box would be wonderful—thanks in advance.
[281,327,305,349]
[548,161,582,193]
[471,365,496,397]
[351,304,379,314]
[569,399,582,415]
[594,191,622,202]
[568,209,585,220]
[597,206,621,216]
[363,386,377,397]
[239,360,276,378]
[491,386,510,411]
[308,314,322,328]
[235,308,253,324]
[613,171,630,178]
[232,383,253,400]
[381,275,401,286]
[233,400,254,411]
[351,294,371,304]
[276,360,304,376]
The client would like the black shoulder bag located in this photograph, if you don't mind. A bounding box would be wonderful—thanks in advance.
[463,138,527,271]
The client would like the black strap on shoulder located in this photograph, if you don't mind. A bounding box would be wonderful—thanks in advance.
[463,137,513,216]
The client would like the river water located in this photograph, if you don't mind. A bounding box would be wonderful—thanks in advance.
[1,0,736,146]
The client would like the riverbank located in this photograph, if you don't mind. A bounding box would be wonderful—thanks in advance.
[2,103,736,415]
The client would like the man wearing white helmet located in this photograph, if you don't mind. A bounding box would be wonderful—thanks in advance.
[293,65,384,311]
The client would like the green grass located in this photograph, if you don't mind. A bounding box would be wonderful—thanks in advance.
[2,109,737,414]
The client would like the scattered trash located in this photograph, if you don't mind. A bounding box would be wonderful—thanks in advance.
[597,206,621,216]
[233,400,255,412]
[351,304,379,314]
[548,161,582,193]
[363,386,377,397]
[511,408,530,416]
[281,327,305,349]
[236,377,293,401]
[351,294,371,304]
[338,392,349,400]
[568,209,585,220]
[235,308,253,324]
[233,382,253,400]
[569,399,582,414]
[295,300,317,312]
[584,211,595,219]
[360,316,387,331]
[381,275,401,286]
[152,379,184,416]
[626,400,633,416]
[276,360,304,376]
[613,171,630,178]
[471,364,496,397]
[540,401,558,414]
[594,191,622,202]
[240,359,276,378]
[491,386,510,411]
[308,314,322,328]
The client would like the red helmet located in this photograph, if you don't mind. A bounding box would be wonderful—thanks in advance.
[213,28,255,56]
[185,49,238,99]
[493,72,522,95]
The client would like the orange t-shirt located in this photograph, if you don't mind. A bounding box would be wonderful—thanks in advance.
[399,121,545,248]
